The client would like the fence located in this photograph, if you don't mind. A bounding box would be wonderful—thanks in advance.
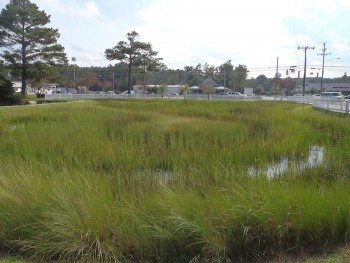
[45,93,256,101]
[44,93,350,114]
[312,98,350,114]
[286,96,314,104]
[285,96,350,114]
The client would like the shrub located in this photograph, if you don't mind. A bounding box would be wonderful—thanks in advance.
[0,75,22,105]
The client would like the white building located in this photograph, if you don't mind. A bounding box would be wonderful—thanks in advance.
[11,81,35,94]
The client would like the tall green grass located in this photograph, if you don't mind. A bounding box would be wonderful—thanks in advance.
[0,100,350,262]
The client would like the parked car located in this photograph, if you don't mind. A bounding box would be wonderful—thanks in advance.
[344,94,350,100]
[106,91,116,95]
[226,92,247,99]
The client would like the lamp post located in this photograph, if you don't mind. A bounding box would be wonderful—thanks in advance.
[96,74,101,92]
[72,57,77,92]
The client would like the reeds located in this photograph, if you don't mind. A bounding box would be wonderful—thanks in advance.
[0,100,350,262]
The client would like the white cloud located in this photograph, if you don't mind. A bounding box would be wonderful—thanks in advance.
[4,0,349,78]
[77,1,101,18]
[134,0,350,77]
[32,0,101,19]
[137,0,295,75]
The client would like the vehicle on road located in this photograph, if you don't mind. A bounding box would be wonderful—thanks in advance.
[320,92,343,99]
[226,92,248,99]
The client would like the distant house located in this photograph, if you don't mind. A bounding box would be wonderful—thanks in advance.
[200,77,219,88]
[12,81,22,93]
[199,77,229,94]
[11,81,34,94]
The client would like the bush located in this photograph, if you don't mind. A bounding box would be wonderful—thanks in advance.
[0,75,22,105]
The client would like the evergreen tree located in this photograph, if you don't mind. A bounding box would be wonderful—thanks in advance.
[105,31,162,94]
[0,0,67,95]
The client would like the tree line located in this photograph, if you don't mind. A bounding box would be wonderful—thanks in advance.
[60,62,250,93]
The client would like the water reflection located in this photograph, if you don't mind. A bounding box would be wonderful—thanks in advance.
[248,146,325,179]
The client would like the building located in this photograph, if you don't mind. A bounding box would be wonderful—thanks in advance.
[12,81,22,93]
[198,77,230,94]
[133,77,231,95]
[296,82,350,94]
[134,84,182,94]
[11,81,35,94]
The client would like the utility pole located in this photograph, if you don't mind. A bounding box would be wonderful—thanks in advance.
[112,73,115,92]
[318,42,330,92]
[298,46,315,96]
[72,57,77,92]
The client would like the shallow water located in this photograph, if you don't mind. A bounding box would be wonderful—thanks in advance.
[248,145,325,179]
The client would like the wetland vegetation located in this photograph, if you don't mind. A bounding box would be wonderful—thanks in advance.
[0,100,350,262]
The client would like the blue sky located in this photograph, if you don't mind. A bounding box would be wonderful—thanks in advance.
[1,0,350,78]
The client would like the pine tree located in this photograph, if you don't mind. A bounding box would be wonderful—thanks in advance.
[105,31,163,94]
[0,0,67,95]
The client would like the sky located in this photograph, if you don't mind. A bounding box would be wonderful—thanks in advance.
[1,0,350,79]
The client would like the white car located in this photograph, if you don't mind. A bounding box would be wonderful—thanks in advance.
[320,92,343,99]
[226,92,247,99]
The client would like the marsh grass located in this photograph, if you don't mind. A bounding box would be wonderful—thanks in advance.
[1,100,350,262]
